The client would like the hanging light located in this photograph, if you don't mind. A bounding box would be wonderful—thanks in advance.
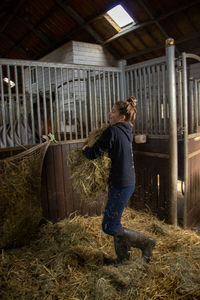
[3,77,15,88]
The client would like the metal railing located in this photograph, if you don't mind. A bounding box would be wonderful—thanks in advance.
[0,60,121,148]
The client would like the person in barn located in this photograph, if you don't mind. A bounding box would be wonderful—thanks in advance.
[82,96,156,264]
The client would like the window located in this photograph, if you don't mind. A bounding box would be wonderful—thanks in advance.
[106,4,135,29]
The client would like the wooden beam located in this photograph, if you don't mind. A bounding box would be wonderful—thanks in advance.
[0,32,31,58]
[0,0,27,33]
[17,16,52,48]
[55,0,103,43]
[102,0,200,45]
[124,31,200,60]
[136,0,180,56]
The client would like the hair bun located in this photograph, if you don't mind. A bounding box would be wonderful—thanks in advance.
[127,96,137,108]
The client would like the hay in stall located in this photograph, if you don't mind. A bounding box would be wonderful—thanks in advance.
[0,141,50,249]
[67,124,111,200]
[1,207,200,300]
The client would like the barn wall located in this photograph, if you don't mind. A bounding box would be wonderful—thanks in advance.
[0,142,107,221]
[130,138,170,222]
[40,40,118,67]
[41,142,107,221]
[190,62,200,79]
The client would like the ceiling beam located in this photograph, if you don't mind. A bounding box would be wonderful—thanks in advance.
[0,0,27,33]
[124,31,200,60]
[55,0,103,43]
[18,16,52,48]
[137,0,170,39]
[102,0,200,45]
[0,32,31,58]
[136,0,180,56]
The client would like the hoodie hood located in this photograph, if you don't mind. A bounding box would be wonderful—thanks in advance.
[114,122,133,142]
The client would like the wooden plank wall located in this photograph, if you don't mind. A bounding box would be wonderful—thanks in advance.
[186,137,200,227]
[41,143,107,221]
[129,139,170,222]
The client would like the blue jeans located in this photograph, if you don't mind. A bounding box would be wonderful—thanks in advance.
[102,184,135,236]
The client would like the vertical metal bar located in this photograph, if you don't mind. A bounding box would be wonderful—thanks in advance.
[134,69,139,134]
[138,68,143,133]
[61,68,66,141]
[28,66,35,144]
[7,65,14,146]
[54,67,61,141]
[98,70,103,126]
[166,38,177,226]
[119,60,127,99]
[88,69,93,131]
[189,79,194,134]
[93,71,98,128]
[66,69,72,140]
[103,71,107,123]
[157,65,161,135]
[152,65,157,135]
[14,65,22,144]
[116,72,120,101]
[48,68,55,136]
[198,81,200,127]
[161,64,167,134]
[21,66,28,145]
[182,52,188,229]
[108,71,112,114]
[78,69,83,137]
[147,66,153,135]
[83,69,88,137]
[35,66,42,141]
[177,59,183,135]
[42,66,48,136]
[0,65,7,147]
[72,69,78,139]
[194,79,198,133]
[130,70,134,96]
[143,67,148,135]
[112,71,116,106]
[126,70,130,97]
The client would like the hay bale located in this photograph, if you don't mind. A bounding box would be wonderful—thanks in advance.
[0,208,200,299]
[67,124,111,200]
[0,141,49,249]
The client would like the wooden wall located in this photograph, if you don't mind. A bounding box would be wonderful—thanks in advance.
[41,142,107,221]
[0,142,107,222]
[130,138,170,222]
[186,137,200,227]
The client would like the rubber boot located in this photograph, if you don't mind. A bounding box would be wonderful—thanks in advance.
[114,235,130,263]
[103,235,130,265]
[120,227,156,263]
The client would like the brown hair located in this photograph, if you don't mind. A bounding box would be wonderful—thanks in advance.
[115,96,137,123]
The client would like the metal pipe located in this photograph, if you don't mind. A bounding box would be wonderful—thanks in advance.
[98,70,103,127]
[189,79,194,134]
[182,52,188,229]
[0,65,7,147]
[118,60,127,100]
[166,38,177,226]
[194,79,198,132]
[157,65,161,135]
[60,68,67,141]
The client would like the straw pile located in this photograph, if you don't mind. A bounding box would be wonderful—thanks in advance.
[1,207,200,300]
[0,141,49,249]
[67,124,111,199]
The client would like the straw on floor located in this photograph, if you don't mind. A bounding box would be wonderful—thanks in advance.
[1,207,200,300]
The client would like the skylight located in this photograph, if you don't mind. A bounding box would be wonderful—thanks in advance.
[107,4,135,28]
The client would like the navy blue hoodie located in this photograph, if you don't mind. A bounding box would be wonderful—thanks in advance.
[83,122,135,187]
